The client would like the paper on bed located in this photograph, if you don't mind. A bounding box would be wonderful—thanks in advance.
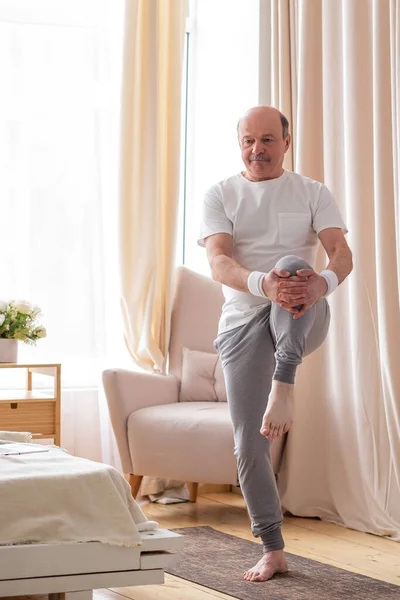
[0,447,157,547]
[0,443,49,455]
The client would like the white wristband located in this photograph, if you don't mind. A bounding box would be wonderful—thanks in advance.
[247,271,268,298]
[320,269,339,297]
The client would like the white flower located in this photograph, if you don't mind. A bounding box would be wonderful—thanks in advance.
[0,301,7,312]
[35,327,47,339]
[10,300,33,315]
[0,315,5,327]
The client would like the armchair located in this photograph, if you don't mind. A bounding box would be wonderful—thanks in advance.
[103,267,284,502]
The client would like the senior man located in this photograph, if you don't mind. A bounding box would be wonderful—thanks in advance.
[198,106,352,582]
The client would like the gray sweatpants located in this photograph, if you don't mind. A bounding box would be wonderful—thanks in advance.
[214,255,330,552]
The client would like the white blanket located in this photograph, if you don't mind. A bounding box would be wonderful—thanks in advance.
[0,446,157,547]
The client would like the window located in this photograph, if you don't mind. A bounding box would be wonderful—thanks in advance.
[0,0,126,386]
[180,0,260,275]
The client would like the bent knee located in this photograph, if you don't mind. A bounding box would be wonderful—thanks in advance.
[275,254,311,274]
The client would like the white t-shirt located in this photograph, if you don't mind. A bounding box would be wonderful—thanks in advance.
[198,170,347,334]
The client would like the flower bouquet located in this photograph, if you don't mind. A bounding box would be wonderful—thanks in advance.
[0,301,46,362]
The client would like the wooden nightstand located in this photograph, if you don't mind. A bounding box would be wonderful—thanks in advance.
[0,363,61,445]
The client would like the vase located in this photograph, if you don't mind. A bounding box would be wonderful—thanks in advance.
[0,339,18,363]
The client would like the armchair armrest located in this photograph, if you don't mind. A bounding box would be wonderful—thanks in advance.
[102,368,179,473]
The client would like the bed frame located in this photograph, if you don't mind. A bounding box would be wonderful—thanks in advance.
[0,528,183,600]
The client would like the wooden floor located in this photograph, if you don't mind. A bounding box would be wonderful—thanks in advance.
[5,492,400,600]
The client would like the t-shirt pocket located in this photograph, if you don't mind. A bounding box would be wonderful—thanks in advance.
[278,212,311,248]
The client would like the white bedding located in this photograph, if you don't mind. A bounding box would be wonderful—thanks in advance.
[0,446,157,547]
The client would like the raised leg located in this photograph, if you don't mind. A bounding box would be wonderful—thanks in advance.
[261,255,330,440]
[128,473,143,498]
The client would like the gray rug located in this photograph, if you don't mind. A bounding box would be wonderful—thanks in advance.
[166,526,400,600]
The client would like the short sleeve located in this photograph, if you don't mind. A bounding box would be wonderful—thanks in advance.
[197,186,233,247]
[312,185,348,235]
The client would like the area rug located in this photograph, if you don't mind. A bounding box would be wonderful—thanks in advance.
[166,526,400,600]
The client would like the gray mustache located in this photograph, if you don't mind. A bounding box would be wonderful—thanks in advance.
[250,155,271,162]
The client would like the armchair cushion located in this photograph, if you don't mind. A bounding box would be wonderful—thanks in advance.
[127,402,237,484]
[180,347,227,402]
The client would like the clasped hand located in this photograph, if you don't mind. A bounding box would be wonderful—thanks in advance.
[262,268,328,319]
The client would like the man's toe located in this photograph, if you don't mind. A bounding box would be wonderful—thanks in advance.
[270,424,280,439]
[283,420,293,434]
[261,421,270,436]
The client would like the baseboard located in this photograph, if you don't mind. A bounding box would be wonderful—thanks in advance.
[198,484,232,494]
[200,484,242,496]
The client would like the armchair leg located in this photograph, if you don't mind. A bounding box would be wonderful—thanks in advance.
[187,482,198,502]
[128,474,143,498]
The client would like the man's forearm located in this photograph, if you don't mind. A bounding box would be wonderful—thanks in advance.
[210,246,352,295]
[210,254,251,292]
[325,247,353,284]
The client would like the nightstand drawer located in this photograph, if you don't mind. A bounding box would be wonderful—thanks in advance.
[0,401,56,435]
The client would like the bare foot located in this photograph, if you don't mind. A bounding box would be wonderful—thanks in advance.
[243,549,288,582]
[260,380,294,440]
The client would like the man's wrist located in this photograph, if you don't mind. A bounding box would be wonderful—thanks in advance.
[320,277,328,296]
[247,271,269,298]
[320,269,339,297]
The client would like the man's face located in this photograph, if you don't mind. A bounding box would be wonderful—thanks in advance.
[238,110,290,181]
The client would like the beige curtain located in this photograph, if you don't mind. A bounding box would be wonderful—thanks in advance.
[261,0,400,538]
[119,0,187,373]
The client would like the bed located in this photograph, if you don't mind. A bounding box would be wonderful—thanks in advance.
[0,442,184,600]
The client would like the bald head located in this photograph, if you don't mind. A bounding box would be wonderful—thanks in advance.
[237,106,289,140]
[237,106,291,182]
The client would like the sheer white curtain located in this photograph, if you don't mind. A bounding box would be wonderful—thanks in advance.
[0,0,128,466]
[182,0,260,274]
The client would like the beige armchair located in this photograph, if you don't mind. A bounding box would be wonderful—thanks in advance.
[102,267,284,502]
